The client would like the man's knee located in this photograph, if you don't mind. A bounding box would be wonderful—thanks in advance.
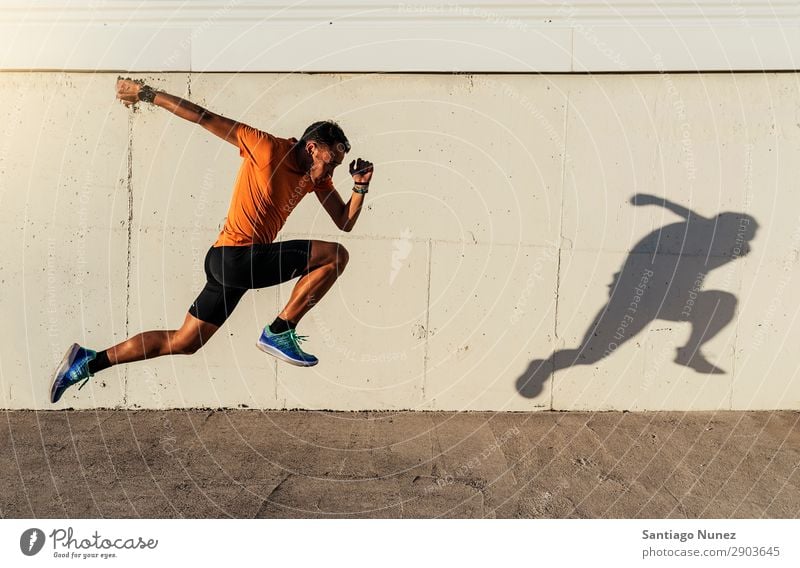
[170,332,204,355]
[334,243,349,271]
[321,241,349,271]
[311,240,349,272]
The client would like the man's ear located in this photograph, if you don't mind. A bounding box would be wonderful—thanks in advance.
[306,141,317,157]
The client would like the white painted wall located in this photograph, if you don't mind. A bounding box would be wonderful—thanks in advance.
[1,1,799,72]
[2,71,799,411]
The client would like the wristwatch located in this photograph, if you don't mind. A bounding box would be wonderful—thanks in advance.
[138,85,157,103]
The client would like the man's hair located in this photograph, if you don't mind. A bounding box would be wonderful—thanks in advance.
[301,120,350,153]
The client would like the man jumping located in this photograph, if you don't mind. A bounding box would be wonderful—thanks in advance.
[50,78,374,403]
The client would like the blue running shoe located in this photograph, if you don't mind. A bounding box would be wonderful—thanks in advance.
[50,343,97,403]
[256,327,318,367]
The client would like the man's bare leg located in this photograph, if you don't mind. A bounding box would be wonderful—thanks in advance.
[278,240,349,324]
[256,241,348,367]
[105,313,220,365]
[51,313,219,403]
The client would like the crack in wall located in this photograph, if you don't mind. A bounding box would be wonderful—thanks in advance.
[421,238,433,401]
[123,112,134,406]
[552,89,571,411]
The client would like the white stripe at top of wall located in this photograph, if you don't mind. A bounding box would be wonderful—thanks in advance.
[1,1,799,72]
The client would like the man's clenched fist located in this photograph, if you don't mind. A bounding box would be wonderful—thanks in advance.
[115,77,142,107]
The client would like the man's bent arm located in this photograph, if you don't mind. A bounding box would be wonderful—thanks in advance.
[316,185,365,232]
[152,92,239,146]
[341,192,365,232]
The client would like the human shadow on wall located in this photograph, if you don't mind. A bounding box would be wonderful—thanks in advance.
[516,193,759,399]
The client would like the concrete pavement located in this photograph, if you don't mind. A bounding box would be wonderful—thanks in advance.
[1,410,798,518]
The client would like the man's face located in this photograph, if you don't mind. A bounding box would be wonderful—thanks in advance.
[308,141,346,184]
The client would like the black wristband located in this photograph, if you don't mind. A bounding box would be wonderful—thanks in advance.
[353,185,369,195]
[138,85,157,104]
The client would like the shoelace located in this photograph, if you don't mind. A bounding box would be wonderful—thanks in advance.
[268,329,311,354]
[70,360,92,390]
[287,331,313,359]
[69,350,92,390]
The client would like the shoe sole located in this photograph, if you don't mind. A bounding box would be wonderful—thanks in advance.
[255,341,318,367]
[50,343,81,403]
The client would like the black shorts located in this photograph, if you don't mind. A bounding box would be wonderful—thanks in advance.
[188,240,312,327]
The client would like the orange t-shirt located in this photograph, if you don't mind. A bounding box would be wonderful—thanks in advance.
[213,124,333,247]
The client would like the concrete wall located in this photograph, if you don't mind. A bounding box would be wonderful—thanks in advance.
[4,1,800,72]
[2,72,799,411]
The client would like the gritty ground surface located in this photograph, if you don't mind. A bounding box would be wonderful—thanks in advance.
[1,410,799,518]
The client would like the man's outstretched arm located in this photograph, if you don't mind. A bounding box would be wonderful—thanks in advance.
[116,78,239,145]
